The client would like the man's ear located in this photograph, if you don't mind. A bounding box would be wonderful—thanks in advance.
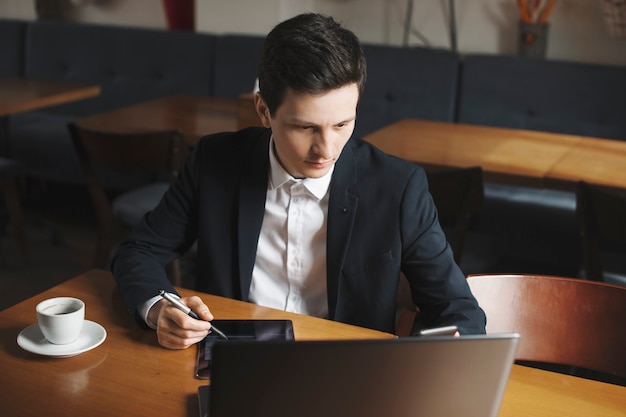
[254,92,272,128]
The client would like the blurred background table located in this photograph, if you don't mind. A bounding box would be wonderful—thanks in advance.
[0,76,100,154]
[0,76,101,117]
[364,119,582,188]
[77,94,240,146]
[545,136,626,193]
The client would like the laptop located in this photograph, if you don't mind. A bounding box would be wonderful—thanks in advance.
[198,334,520,417]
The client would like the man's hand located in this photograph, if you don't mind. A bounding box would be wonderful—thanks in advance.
[150,296,214,349]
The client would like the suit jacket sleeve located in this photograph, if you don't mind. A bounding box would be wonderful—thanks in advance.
[398,166,486,335]
[110,134,201,324]
[329,139,486,335]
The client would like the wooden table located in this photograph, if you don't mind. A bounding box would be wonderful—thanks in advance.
[78,94,240,146]
[0,76,101,154]
[1,269,625,417]
[0,76,101,117]
[364,119,626,191]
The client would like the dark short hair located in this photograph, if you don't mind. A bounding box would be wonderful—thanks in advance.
[258,13,367,115]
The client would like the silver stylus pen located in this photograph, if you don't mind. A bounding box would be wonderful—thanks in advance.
[159,290,228,340]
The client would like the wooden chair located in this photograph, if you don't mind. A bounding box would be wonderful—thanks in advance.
[467,273,626,383]
[426,166,484,264]
[68,122,184,285]
[576,181,626,285]
[0,157,28,262]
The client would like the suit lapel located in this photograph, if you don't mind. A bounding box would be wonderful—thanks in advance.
[237,131,271,301]
[326,142,359,319]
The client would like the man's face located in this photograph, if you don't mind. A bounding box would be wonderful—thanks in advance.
[255,83,359,179]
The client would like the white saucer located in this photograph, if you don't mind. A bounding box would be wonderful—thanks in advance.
[17,320,107,358]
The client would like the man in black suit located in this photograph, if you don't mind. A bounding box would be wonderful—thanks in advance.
[112,13,485,349]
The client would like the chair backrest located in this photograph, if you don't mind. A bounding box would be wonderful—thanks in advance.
[467,273,626,380]
[427,166,484,263]
[69,121,184,215]
[68,122,184,268]
[576,181,626,282]
[69,122,184,182]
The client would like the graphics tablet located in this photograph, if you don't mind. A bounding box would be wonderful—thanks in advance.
[194,319,294,379]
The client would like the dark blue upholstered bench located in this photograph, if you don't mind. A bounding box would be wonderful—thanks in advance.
[458,54,626,141]
[0,19,26,76]
[355,45,459,138]
[212,35,264,99]
[8,21,216,187]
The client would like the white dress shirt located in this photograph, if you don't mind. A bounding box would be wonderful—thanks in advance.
[249,138,332,318]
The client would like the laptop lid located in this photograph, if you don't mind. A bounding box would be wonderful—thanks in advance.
[201,334,520,417]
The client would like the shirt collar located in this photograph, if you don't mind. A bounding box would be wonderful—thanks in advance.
[268,136,334,200]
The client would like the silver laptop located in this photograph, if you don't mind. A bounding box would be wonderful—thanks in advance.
[199,334,520,417]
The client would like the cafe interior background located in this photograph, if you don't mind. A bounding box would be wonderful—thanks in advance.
[0,0,624,310]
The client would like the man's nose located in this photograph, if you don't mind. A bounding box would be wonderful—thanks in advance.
[313,130,334,159]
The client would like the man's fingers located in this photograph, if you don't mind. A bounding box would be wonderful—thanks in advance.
[156,299,211,349]
[157,327,207,349]
[184,296,215,321]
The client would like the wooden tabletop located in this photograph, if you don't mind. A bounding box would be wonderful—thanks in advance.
[365,118,626,192]
[0,76,101,117]
[545,136,626,192]
[0,269,624,417]
[500,365,626,416]
[78,94,239,146]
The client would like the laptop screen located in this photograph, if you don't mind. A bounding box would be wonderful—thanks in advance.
[200,334,520,417]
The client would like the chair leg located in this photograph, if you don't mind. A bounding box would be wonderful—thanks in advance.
[1,179,28,262]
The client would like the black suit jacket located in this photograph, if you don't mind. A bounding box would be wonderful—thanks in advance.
[112,127,485,334]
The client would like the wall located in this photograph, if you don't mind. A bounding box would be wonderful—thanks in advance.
[0,0,624,66]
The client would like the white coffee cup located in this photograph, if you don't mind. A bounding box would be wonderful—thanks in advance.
[36,297,85,345]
